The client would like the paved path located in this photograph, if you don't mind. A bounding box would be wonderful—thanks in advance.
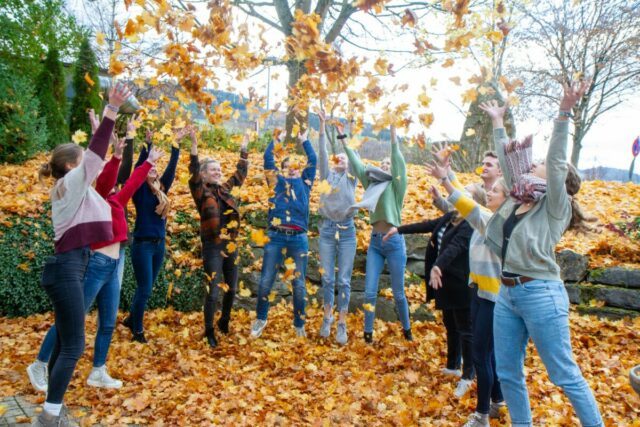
[0,396,38,426]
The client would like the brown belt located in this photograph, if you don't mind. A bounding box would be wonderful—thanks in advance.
[501,275,536,287]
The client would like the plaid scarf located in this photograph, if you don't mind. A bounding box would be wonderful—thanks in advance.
[503,135,547,203]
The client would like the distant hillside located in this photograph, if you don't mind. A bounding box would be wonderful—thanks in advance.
[581,166,640,183]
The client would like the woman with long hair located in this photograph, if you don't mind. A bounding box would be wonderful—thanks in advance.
[123,128,183,343]
[480,81,602,427]
[32,84,131,426]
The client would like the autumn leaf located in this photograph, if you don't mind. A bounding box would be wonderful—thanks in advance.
[84,72,95,87]
[71,130,87,144]
[95,32,106,46]
[401,9,418,27]
[465,128,476,137]
[316,180,332,195]
[250,228,270,246]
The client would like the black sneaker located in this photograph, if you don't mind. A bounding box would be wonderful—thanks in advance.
[217,318,229,335]
[364,332,373,344]
[132,331,147,343]
[122,316,133,332]
[205,328,218,348]
[403,328,413,341]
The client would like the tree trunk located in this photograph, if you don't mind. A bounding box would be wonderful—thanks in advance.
[571,124,584,168]
[285,60,309,143]
[452,80,516,172]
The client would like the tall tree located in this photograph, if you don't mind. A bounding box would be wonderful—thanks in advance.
[511,0,640,167]
[35,48,69,148]
[0,0,83,77]
[69,37,102,136]
[231,0,435,137]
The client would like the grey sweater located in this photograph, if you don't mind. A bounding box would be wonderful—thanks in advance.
[485,120,571,281]
[317,132,357,223]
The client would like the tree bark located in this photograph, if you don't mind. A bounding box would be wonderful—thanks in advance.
[285,60,309,142]
[453,80,516,172]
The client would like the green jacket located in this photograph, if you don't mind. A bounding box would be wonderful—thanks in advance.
[343,140,407,227]
[485,120,571,281]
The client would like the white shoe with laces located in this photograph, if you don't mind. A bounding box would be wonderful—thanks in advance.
[295,326,306,338]
[441,367,462,377]
[250,319,267,338]
[319,315,333,338]
[462,412,489,427]
[26,361,48,393]
[454,378,474,398]
[87,365,123,389]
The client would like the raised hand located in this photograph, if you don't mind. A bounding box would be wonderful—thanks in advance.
[126,114,140,137]
[88,109,100,135]
[174,126,192,141]
[334,120,345,136]
[298,129,308,143]
[108,82,132,109]
[479,99,508,124]
[559,79,591,112]
[147,146,164,164]
[430,142,452,168]
[425,161,447,180]
[429,185,442,202]
[382,226,398,242]
[113,137,126,159]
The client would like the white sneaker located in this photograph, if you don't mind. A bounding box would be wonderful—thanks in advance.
[489,400,506,418]
[454,378,474,398]
[250,319,267,338]
[335,322,348,345]
[295,326,306,338]
[441,367,462,377]
[319,315,333,338]
[26,361,48,393]
[463,412,489,427]
[87,365,123,389]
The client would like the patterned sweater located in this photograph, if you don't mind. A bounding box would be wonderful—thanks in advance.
[51,118,114,253]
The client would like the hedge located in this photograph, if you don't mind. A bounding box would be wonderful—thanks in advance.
[0,207,206,318]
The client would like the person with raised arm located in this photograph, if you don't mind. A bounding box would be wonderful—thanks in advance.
[33,83,131,427]
[425,155,509,426]
[251,129,317,339]
[29,130,163,393]
[316,111,358,345]
[123,127,182,343]
[342,125,412,344]
[189,127,249,347]
[479,80,602,427]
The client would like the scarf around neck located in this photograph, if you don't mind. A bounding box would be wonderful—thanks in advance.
[503,135,547,203]
[148,178,170,219]
[347,165,392,214]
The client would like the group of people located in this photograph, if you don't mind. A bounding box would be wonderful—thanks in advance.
[28,80,603,427]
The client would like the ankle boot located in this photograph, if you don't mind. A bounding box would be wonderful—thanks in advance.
[205,328,218,348]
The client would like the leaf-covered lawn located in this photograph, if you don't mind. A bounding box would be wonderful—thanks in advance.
[1,305,638,425]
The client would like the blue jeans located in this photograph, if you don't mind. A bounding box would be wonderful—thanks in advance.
[318,219,357,314]
[129,239,165,333]
[363,232,410,333]
[494,280,603,427]
[40,247,90,404]
[470,289,503,414]
[256,231,308,328]
[38,250,125,368]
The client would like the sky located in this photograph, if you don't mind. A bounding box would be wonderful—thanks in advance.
[65,0,640,172]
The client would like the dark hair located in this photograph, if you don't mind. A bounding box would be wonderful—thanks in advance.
[482,150,498,159]
[38,143,83,181]
[281,156,290,170]
[565,163,597,232]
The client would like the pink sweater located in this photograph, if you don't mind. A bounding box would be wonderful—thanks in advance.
[51,118,114,253]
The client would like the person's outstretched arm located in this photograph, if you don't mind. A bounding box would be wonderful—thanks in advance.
[300,131,318,187]
[390,125,408,203]
[95,137,126,197]
[117,114,139,185]
[479,100,513,188]
[263,137,281,188]
[160,143,180,193]
[317,113,330,180]
[225,134,250,189]
[114,147,163,205]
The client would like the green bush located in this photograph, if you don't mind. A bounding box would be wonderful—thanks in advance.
[0,207,206,318]
[0,62,47,164]
[36,47,69,149]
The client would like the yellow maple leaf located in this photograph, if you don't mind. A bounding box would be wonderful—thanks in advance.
[316,180,332,195]
[226,241,237,253]
[250,228,270,246]
[71,130,87,144]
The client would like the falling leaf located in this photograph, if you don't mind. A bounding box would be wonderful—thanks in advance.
[363,303,375,312]
[401,9,418,27]
[465,128,476,137]
[316,180,332,195]
[71,130,87,144]
[96,32,106,46]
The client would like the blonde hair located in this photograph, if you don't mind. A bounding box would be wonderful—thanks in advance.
[565,163,597,232]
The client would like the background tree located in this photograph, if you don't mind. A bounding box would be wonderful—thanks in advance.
[35,48,69,149]
[0,0,83,78]
[0,63,47,164]
[511,0,640,167]
[69,37,102,136]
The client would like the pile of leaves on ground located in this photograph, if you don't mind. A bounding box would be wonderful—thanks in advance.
[2,149,639,277]
[0,305,638,425]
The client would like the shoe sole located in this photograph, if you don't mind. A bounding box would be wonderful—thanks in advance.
[87,379,122,389]
[26,366,47,393]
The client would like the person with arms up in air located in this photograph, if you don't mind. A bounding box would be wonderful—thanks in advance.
[343,124,412,344]
[251,129,317,339]
[189,127,249,347]
[123,126,182,343]
[33,83,131,427]
[480,80,602,427]
[316,111,358,345]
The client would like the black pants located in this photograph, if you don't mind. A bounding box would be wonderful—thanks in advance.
[470,290,504,413]
[202,241,238,330]
[442,307,474,380]
[40,247,90,404]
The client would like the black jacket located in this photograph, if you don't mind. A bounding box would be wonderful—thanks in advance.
[398,212,473,310]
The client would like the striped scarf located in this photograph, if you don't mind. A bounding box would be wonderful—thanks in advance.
[504,135,547,203]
